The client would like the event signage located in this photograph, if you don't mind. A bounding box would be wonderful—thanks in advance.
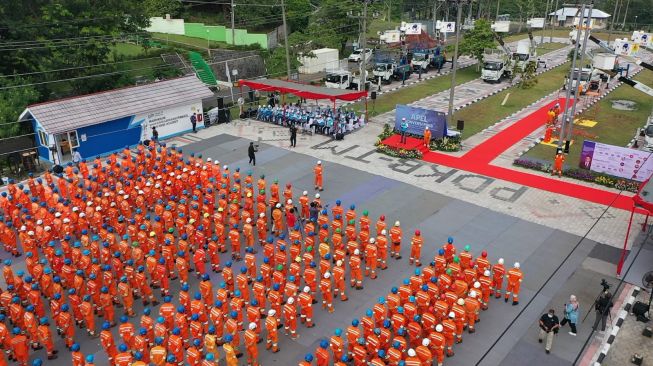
[131,102,204,140]
[395,105,447,138]
[579,140,653,182]
[404,23,422,35]
[441,22,456,33]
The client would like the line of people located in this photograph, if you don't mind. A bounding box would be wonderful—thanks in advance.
[255,104,365,136]
[302,239,524,366]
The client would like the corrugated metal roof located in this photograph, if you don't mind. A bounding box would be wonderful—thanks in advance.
[27,75,214,134]
[549,8,610,18]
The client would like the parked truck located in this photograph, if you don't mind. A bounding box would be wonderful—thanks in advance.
[372,62,412,84]
[325,70,370,90]
[481,32,514,83]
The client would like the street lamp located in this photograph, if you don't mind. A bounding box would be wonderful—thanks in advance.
[634,15,638,29]
[446,0,467,127]
[206,29,211,57]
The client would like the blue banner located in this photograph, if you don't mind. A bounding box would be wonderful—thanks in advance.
[395,105,447,138]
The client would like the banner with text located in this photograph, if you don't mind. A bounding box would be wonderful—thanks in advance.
[395,105,447,138]
[579,140,653,181]
[131,102,204,141]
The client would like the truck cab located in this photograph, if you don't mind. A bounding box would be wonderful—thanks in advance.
[325,71,351,89]
[481,56,510,83]
[373,63,394,84]
[411,52,431,72]
[567,67,601,94]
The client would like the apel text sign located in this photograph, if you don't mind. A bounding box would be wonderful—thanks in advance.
[579,140,653,182]
[130,102,204,140]
[395,105,447,138]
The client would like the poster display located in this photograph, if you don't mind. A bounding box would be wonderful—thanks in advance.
[631,31,651,47]
[131,102,204,140]
[395,105,447,138]
[441,22,456,33]
[404,23,422,35]
[579,140,653,182]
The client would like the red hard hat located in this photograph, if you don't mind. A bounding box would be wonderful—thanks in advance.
[380,215,385,221]
[415,230,421,236]
[481,251,487,258]
[469,260,475,268]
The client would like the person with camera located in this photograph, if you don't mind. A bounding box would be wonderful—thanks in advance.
[593,289,613,333]
[560,294,580,336]
[538,309,560,354]
[248,142,258,166]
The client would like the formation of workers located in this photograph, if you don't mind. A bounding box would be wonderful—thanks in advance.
[0,141,438,365]
[302,238,523,366]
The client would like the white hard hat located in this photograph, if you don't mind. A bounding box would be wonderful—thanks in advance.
[324,272,331,279]
[436,324,443,332]
[44,226,51,232]
[448,312,455,318]
[95,206,102,211]
[287,199,292,205]
[207,158,212,162]
[248,322,257,330]
[514,262,520,268]
[214,160,220,165]
[381,229,387,235]
[336,260,343,266]
[268,309,276,316]
[498,258,504,265]
[474,281,481,289]
[303,286,310,293]
[469,290,477,298]
[223,165,228,170]
[484,270,491,277]
[72,207,79,212]
[110,202,116,207]
[369,238,376,244]
[422,338,430,347]
[395,221,400,226]
[276,203,282,208]
[303,191,308,196]
[63,218,70,223]
[354,249,360,256]
[54,212,61,218]
[20,225,26,231]
[87,201,93,206]
[315,193,320,199]
[195,163,200,168]
[457,298,465,306]
[246,218,251,223]
[124,195,129,199]
[104,192,110,197]
[28,231,34,236]
[259,213,265,218]
[79,213,86,217]
[287,297,294,304]
[407,349,416,357]
[36,220,43,225]
[317,160,322,165]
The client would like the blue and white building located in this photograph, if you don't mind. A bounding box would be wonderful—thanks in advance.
[19,75,214,164]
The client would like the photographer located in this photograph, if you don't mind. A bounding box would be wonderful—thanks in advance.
[538,309,560,354]
[248,142,258,166]
[593,289,613,333]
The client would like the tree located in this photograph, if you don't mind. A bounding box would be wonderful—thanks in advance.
[518,61,538,89]
[286,0,311,32]
[143,0,182,18]
[0,78,40,138]
[458,19,496,71]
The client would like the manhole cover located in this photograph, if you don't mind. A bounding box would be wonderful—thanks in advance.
[611,100,637,110]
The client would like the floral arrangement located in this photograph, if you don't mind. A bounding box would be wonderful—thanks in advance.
[513,157,640,192]
[376,144,423,159]
[430,136,462,152]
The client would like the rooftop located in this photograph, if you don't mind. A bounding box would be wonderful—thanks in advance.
[550,7,611,19]
[23,75,214,135]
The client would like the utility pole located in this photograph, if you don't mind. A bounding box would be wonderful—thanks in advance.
[541,0,551,44]
[231,0,235,45]
[281,0,292,80]
[558,3,586,151]
[447,0,464,126]
[550,0,559,42]
[496,0,501,19]
[566,2,592,143]
[621,0,630,30]
[433,0,438,38]
[607,0,620,43]
[359,0,369,92]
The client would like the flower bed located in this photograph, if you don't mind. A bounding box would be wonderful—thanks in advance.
[513,157,640,193]
[376,143,423,159]
[430,136,461,152]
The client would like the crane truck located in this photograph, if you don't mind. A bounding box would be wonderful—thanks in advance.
[481,32,514,83]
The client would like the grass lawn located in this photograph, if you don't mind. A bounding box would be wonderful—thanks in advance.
[453,52,570,137]
[150,32,230,51]
[109,43,150,58]
[523,71,653,163]
[351,66,481,117]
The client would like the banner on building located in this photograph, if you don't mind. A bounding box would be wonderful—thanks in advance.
[440,22,456,33]
[395,105,447,138]
[131,102,204,140]
[579,140,653,182]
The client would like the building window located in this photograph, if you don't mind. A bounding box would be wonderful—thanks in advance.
[68,131,80,148]
[38,129,48,147]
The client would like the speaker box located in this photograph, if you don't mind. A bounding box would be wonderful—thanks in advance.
[217,97,224,109]
[52,165,64,174]
[456,120,465,131]
[371,91,377,100]
[564,140,571,154]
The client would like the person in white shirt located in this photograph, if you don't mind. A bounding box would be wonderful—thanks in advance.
[72,149,82,164]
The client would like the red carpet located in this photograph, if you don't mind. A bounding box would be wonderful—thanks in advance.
[381,134,429,154]
[420,97,635,211]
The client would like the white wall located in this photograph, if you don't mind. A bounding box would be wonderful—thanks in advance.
[146,17,185,35]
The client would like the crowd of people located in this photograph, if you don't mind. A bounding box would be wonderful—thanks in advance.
[300,239,523,366]
[0,140,523,366]
[255,104,366,137]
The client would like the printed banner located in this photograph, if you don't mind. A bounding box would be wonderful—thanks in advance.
[395,105,447,138]
[131,102,204,140]
[580,140,653,182]
[404,23,422,35]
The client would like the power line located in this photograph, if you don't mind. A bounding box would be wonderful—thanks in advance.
[0,36,127,52]
[0,57,164,79]
[0,16,124,30]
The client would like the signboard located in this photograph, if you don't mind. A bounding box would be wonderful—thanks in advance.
[395,105,447,138]
[441,22,456,33]
[631,31,651,47]
[579,140,653,182]
[404,23,422,35]
[527,18,545,29]
[491,21,510,33]
[131,102,204,140]
[614,38,639,56]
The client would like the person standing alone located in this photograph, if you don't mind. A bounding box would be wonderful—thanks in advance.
[538,309,560,354]
[290,124,297,148]
[248,142,257,166]
[561,295,580,336]
[593,290,613,333]
[190,114,197,133]
[400,118,409,144]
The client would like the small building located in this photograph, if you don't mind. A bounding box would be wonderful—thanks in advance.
[549,8,611,29]
[298,48,340,74]
[19,75,214,164]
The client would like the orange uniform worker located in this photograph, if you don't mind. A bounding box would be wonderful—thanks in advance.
[330,328,345,362]
[389,221,402,259]
[37,318,57,360]
[464,290,481,333]
[505,262,523,305]
[315,340,330,366]
[244,323,259,366]
[349,250,363,290]
[222,335,239,366]
[364,238,378,279]
[265,310,280,353]
[314,161,323,191]
[10,327,29,366]
[424,126,432,148]
[552,150,565,177]
[492,258,506,298]
[410,230,423,266]
[333,260,348,301]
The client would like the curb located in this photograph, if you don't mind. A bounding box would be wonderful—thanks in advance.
[593,286,641,365]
